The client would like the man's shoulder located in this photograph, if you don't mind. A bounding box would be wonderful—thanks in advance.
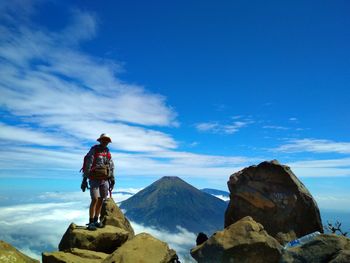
[87,144,99,153]
[90,144,110,152]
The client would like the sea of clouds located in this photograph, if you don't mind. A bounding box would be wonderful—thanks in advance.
[0,190,197,262]
[1,190,350,263]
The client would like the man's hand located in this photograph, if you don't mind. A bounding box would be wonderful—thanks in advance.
[109,178,115,190]
[81,177,88,192]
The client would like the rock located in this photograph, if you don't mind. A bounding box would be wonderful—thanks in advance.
[191,216,283,263]
[196,232,209,246]
[42,248,108,263]
[103,233,179,263]
[281,234,350,263]
[225,160,323,243]
[0,240,39,263]
[100,198,134,239]
[330,250,350,263]
[58,223,130,253]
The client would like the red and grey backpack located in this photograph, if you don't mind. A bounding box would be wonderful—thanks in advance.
[80,145,111,175]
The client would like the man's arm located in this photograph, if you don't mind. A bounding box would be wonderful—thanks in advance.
[109,158,115,189]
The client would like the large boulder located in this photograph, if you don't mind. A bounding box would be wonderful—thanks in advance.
[103,233,179,263]
[42,248,108,263]
[58,223,130,253]
[281,234,350,263]
[225,160,323,244]
[0,240,39,263]
[100,198,134,239]
[191,216,283,263]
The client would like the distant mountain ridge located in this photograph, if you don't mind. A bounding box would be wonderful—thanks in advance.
[120,176,227,234]
[201,188,229,198]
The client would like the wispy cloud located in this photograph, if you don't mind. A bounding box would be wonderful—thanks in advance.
[195,120,251,134]
[288,158,350,168]
[0,144,256,183]
[0,2,178,155]
[276,139,350,154]
[314,195,350,211]
[263,125,289,130]
[287,158,350,177]
[0,122,76,147]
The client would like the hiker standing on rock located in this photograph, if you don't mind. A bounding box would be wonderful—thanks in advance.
[80,133,115,230]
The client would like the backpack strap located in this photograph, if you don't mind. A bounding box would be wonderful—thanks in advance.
[80,145,98,173]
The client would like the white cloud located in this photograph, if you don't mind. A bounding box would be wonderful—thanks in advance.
[212,195,230,202]
[116,188,143,194]
[0,122,76,147]
[0,2,257,184]
[288,158,350,168]
[0,192,136,259]
[263,125,289,130]
[0,144,255,182]
[195,120,251,134]
[0,46,177,127]
[276,139,350,154]
[61,9,98,44]
[0,3,178,155]
[196,122,219,132]
[286,158,350,178]
[0,146,82,170]
[0,0,39,24]
[113,151,255,179]
[314,194,350,211]
[292,167,350,178]
[0,201,87,260]
[0,192,197,262]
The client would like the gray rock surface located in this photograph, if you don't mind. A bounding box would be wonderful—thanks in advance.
[281,234,350,263]
[225,160,323,244]
[0,240,39,263]
[100,198,134,239]
[103,233,179,263]
[58,223,130,253]
[42,248,108,263]
[191,216,282,263]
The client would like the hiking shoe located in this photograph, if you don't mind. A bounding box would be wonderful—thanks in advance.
[94,221,103,228]
[87,223,97,231]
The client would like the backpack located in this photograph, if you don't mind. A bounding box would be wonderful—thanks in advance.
[80,145,111,179]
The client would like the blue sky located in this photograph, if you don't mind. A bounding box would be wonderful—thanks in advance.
[0,0,350,207]
[1,1,350,260]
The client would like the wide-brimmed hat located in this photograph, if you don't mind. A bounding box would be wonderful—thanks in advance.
[97,133,112,143]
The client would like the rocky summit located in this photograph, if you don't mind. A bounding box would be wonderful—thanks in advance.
[103,233,178,263]
[4,161,350,263]
[42,198,179,263]
[191,216,283,263]
[0,240,39,263]
[280,234,350,263]
[190,160,350,262]
[225,160,323,244]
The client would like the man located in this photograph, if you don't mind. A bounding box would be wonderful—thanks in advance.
[81,133,115,230]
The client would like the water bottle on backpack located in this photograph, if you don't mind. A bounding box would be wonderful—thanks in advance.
[284,231,321,249]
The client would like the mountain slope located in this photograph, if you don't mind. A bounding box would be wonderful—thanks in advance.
[120,176,227,234]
